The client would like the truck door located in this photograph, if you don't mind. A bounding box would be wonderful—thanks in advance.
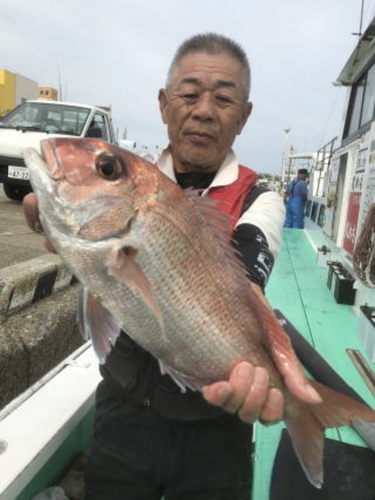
[86,113,109,141]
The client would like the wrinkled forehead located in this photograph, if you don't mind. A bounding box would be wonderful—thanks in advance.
[171,52,246,96]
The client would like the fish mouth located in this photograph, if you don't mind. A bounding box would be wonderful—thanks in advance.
[24,145,57,194]
[23,145,76,240]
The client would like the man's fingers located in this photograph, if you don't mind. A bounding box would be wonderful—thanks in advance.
[202,363,257,414]
[284,372,322,405]
[201,381,233,407]
[256,388,284,424]
[223,362,255,413]
[22,193,56,253]
[23,193,43,233]
[233,365,270,423]
[276,350,322,404]
[202,363,283,425]
[44,239,57,253]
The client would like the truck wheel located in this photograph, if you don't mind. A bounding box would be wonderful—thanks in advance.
[3,183,32,201]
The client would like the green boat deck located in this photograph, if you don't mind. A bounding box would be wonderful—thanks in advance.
[252,228,375,499]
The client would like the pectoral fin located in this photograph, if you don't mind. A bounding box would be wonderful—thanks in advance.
[107,245,164,331]
[77,287,121,363]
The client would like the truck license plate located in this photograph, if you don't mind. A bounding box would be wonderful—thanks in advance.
[8,166,29,180]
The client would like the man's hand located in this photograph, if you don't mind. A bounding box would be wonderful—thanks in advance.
[202,283,322,425]
[23,193,55,252]
[202,358,322,425]
[202,362,284,424]
[23,193,42,232]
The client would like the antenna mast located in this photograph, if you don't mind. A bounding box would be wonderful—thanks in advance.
[352,0,365,37]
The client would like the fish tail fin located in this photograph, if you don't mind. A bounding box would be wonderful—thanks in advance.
[285,379,375,488]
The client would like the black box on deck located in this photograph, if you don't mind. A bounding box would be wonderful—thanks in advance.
[327,261,356,305]
[326,261,341,289]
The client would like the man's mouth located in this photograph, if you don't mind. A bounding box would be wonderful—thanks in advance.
[184,130,215,143]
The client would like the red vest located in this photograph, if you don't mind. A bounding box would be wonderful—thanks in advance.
[206,165,258,233]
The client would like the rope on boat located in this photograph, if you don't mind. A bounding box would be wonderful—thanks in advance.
[353,202,375,287]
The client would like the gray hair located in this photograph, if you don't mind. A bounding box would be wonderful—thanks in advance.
[166,33,251,101]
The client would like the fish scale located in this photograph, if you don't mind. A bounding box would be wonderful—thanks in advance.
[131,206,262,381]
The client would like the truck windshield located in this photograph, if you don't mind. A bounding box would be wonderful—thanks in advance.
[0,102,91,135]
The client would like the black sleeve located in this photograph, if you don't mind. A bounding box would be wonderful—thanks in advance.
[232,223,275,291]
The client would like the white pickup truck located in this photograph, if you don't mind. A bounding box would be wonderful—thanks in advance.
[0,100,117,200]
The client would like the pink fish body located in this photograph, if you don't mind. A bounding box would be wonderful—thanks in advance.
[24,138,375,487]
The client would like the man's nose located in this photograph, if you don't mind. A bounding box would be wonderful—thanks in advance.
[191,93,216,120]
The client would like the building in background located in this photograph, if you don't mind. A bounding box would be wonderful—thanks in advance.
[0,70,57,117]
[0,70,15,117]
[0,70,38,117]
[15,73,38,109]
[38,86,58,101]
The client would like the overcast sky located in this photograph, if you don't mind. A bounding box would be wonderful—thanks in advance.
[1,0,374,174]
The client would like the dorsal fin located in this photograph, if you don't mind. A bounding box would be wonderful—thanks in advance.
[185,189,257,299]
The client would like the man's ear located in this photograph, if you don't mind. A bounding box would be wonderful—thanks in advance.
[158,88,169,124]
[237,102,253,135]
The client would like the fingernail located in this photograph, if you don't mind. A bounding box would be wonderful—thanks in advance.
[253,367,268,388]
[237,363,252,381]
[306,384,323,403]
[217,386,231,400]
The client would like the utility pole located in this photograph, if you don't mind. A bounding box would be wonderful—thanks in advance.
[281,127,291,191]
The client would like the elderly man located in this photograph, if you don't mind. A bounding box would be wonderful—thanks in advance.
[24,32,320,500]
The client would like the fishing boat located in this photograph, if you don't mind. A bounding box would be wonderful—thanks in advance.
[0,343,100,500]
[253,15,375,499]
[1,17,375,500]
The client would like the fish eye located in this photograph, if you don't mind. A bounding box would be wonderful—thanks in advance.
[95,153,125,181]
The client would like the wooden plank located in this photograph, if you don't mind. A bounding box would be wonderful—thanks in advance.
[347,349,375,397]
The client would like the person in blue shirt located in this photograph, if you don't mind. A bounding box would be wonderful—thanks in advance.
[284,168,309,228]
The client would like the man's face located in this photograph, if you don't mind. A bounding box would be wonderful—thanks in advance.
[158,52,252,173]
